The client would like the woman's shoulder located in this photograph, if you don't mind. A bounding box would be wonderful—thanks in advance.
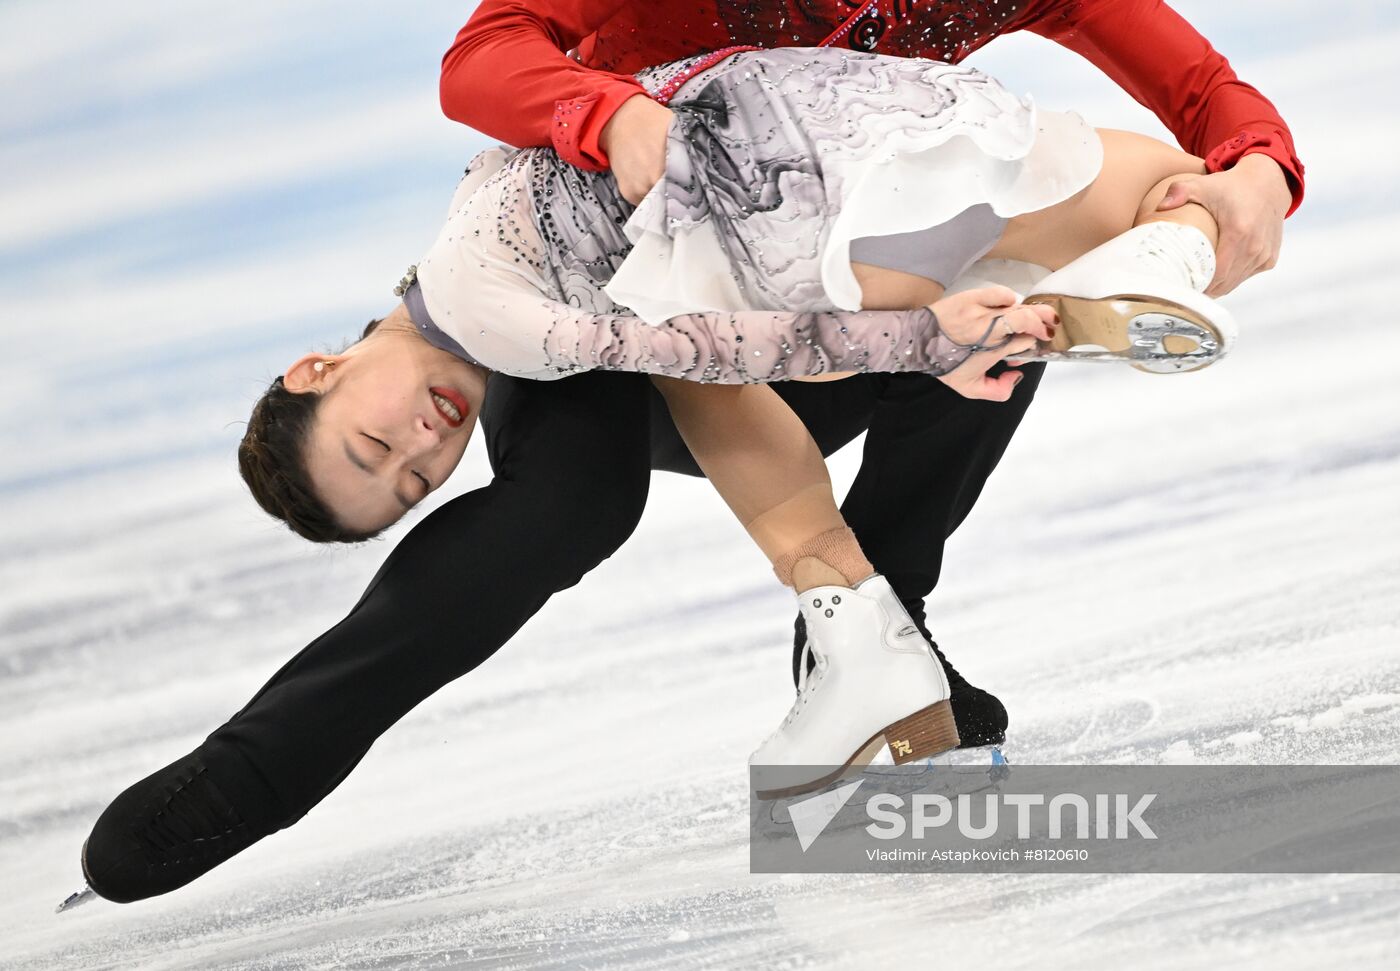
[425,145,548,281]
[417,147,567,379]
[445,144,524,215]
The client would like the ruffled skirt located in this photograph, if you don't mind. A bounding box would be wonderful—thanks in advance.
[603,46,1103,323]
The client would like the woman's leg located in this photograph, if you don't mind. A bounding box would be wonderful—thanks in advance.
[648,262,961,590]
[654,372,965,784]
[651,379,869,591]
[988,128,1218,270]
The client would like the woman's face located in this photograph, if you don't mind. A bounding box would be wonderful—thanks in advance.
[285,317,485,534]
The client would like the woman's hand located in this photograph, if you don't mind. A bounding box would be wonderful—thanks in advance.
[931,286,1058,402]
[598,94,675,205]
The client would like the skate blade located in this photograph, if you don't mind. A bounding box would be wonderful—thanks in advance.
[867,743,1010,783]
[55,883,96,914]
[1012,294,1229,375]
[753,699,960,801]
[763,745,1010,826]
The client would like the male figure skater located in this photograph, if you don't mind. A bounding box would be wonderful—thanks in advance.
[68,0,1302,907]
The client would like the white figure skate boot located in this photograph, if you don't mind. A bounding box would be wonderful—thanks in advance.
[750,574,959,800]
[1008,222,1237,374]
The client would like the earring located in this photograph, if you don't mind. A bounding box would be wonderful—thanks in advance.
[393,264,418,297]
[313,361,334,373]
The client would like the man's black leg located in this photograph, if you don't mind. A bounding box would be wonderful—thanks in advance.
[81,372,657,903]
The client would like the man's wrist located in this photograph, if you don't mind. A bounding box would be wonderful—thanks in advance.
[1233,152,1293,215]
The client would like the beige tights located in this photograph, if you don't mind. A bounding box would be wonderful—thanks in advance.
[652,381,873,593]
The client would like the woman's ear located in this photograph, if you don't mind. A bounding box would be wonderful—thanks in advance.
[283,353,345,393]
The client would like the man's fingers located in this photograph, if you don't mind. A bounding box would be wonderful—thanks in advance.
[1209,226,1283,294]
[1208,232,1248,296]
[1156,179,1202,212]
[1209,238,1273,295]
[1156,185,1187,211]
[1206,266,1241,298]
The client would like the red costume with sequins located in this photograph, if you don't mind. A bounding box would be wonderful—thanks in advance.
[441,0,1304,215]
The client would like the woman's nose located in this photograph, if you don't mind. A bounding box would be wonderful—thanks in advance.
[414,414,443,449]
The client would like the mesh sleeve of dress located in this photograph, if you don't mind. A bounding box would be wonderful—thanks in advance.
[450,255,981,383]
[417,155,982,384]
[546,302,983,383]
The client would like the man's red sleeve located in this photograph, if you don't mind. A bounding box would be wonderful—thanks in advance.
[1029,0,1305,215]
[441,0,651,171]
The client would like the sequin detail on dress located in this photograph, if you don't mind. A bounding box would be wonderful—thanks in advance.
[415,46,1101,384]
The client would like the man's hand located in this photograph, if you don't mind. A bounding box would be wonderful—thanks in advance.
[598,94,675,206]
[1156,154,1292,297]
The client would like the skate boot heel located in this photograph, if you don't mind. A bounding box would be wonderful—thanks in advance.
[881,699,960,764]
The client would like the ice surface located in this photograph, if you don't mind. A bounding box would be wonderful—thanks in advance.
[2,2,1399,968]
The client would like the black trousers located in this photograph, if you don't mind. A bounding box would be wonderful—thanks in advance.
[200,365,1044,832]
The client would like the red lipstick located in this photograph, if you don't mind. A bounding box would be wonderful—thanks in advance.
[429,386,469,428]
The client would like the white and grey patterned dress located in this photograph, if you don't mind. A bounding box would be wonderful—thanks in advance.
[415,46,1102,383]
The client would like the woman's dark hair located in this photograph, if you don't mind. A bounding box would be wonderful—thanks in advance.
[238,318,385,543]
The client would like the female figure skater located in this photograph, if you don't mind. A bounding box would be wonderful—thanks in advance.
[242,46,1227,787]
[70,44,1237,911]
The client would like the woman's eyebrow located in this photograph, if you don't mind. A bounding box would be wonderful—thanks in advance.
[343,439,413,509]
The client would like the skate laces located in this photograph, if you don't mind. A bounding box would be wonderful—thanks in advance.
[1135,223,1216,292]
[894,615,964,691]
[140,765,248,859]
[796,641,815,695]
[772,640,825,736]
[755,631,826,756]
[925,638,962,687]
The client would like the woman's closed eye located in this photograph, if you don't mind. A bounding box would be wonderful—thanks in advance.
[362,433,431,495]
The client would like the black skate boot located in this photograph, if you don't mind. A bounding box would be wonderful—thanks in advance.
[792,612,1008,748]
[66,748,275,907]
